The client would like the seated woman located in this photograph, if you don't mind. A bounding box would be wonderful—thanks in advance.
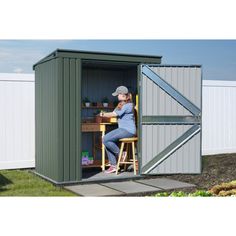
[99,86,136,174]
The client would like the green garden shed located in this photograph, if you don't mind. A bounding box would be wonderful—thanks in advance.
[33,49,202,184]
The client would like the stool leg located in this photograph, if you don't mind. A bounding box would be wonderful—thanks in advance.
[135,142,138,172]
[132,141,136,175]
[124,143,129,171]
[116,142,124,175]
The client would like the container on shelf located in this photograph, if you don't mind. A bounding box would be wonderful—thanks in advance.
[88,156,94,165]
[81,151,89,165]
[102,102,108,107]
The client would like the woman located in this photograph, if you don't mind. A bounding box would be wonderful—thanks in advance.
[100,85,136,174]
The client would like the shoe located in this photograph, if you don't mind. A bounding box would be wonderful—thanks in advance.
[105,165,117,174]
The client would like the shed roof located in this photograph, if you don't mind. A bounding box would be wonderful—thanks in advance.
[33,49,162,69]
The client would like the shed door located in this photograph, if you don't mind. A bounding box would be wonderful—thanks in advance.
[139,65,202,175]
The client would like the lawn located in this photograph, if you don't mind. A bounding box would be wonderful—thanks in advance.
[0,169,76,196]
[1,154,236,197]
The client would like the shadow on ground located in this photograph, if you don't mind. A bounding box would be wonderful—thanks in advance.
[0,173,12,192]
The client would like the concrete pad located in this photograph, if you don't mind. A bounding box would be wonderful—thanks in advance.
[101,181,161,194]
[82,170,135,182]
[65,183,123,196]
[135,178,195,190]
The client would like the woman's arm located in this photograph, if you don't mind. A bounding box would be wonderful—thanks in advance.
[100,111,117,118]
[99,103,132,118]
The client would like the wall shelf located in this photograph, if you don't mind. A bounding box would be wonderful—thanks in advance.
[82,160,109,169]
[82,105,115,109]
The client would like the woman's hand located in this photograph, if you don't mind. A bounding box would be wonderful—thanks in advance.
[99,111,117,118]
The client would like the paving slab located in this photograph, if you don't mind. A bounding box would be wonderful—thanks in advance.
[82,170,136,182]
[101,181,161,194]
[65,183,123,196]
[135,178,195,190]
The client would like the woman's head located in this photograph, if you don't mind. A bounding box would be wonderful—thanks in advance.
[117,93,132,103]
[112,85,133,104]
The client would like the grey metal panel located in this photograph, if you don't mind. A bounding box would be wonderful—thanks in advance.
[142,66,201,115]
[142,115,200,124]
[142,124,201,174]
[143,66,201,116]
[158,130,201,173]
[141,65,202,174]
[200,67,203,172]
[137,64,142,173]
[142,124,200,174]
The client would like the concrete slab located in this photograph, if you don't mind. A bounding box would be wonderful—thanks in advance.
[101,181,161,194]
[64,177,195,196]
[135,178,195,190]
[82,169,135,182]
[65,183,123,196]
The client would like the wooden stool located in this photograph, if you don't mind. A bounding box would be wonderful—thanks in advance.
[116,137,138,175]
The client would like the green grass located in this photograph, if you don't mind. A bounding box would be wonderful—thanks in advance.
[0,170,76,196]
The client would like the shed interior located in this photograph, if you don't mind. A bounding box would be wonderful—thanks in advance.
[81,60,139,180]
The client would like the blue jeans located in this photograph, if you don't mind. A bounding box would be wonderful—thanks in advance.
[102,128,135,166]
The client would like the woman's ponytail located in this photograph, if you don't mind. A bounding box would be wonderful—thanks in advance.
[125,93,133,103]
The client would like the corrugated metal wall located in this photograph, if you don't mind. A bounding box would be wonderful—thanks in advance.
[141,66,202,174]
[202,80,236,155]
[61,57,81,182]
[36,60,138,182]
[35,57,82,183]
[35,59,60,181]
[0,73,35,170]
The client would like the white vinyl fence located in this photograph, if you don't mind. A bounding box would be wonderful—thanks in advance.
[0,73,35,170]
[0,73,235,170]
[202,80,236,155]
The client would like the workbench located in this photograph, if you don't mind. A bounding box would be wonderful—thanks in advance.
[81,122,118,171]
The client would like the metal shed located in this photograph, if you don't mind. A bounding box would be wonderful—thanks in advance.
[33,49,202,184]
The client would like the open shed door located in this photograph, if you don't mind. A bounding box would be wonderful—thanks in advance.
[139,65,202,175]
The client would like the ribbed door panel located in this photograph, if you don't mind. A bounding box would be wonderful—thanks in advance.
[141,65,202,174]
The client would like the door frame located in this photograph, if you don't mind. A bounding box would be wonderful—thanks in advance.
[80,61,143,180]
[137,64,143,175]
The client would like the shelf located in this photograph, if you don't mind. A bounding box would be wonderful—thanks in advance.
[82,105,115,109]
[82,160,109,169]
